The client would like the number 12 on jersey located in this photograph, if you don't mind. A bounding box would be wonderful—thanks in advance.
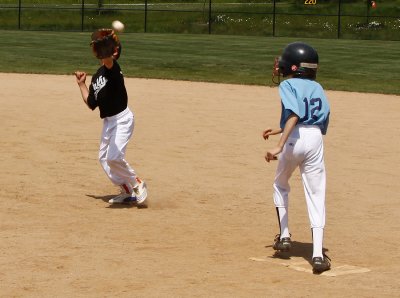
[300,97,322,122]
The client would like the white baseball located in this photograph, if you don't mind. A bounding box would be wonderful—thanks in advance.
[112,20,125,32]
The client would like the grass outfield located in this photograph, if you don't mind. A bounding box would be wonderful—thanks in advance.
[0,30,399,94]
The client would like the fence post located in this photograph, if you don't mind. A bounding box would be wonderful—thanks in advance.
[208,0,212,34]
[272,0,276,37]
[18,0,21,29]
[337,0,341,38]
[144,0,148,33]
[81,0,84,32]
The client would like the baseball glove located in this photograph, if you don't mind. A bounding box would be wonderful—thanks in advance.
[90,29,121,60]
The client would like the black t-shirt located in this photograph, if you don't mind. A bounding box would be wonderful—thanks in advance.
[87,61,128,118]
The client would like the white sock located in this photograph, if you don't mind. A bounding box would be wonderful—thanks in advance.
[277,207,290,239]
[312,227,324,258]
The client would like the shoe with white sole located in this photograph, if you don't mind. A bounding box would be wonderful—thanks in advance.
[133,178,148,208]
[108,192,132,204]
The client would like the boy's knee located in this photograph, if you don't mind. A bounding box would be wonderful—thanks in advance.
[106,156,124,167]
[273,183,289,207]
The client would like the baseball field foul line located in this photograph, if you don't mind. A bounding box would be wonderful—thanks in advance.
[249,256,371,277]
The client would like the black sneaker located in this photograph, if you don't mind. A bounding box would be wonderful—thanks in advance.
[273,234,292,252]
[312,255,331,274]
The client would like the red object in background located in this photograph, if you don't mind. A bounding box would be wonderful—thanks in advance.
[371,1,377,9]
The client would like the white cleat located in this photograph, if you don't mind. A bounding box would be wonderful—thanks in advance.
[108,193,132,204]
[133,178,148,208]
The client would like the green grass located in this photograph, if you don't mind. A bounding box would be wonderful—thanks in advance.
[0,30,399,94]
[1,1,400,40]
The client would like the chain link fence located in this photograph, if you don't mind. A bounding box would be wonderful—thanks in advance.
[1,0,399,40]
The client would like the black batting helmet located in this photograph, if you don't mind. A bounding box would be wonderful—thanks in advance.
[273,42,319,83]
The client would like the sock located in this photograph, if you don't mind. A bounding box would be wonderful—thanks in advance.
[121,184,131,194]
[276,207,290,239]
[312,227,324,258]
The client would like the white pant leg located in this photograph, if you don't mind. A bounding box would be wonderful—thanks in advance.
[299,128,326,229]
[99,120,112,179]
[98,108,137,191]
[273,132,302,208]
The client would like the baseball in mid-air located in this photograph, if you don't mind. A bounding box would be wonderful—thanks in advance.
[112,20,125,32]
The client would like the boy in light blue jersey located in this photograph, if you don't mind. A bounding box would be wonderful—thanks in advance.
[263,42,331,274]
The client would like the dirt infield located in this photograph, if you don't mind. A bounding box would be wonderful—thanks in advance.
[1,73,399,297]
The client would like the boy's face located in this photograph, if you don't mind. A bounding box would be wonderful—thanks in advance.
[95,47,120,62]
[101,57,114,64]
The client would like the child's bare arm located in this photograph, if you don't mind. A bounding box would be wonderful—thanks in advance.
[263,128,283,140]
[265,114,298,162]
[74,71,90,107]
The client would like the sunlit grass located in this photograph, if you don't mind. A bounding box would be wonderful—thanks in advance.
[0,30,399,94]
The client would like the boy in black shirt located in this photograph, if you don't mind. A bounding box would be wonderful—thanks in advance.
[74,29,148,207]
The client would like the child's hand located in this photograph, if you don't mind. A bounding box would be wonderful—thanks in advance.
[263,128,282,140]
[265,146,282,162]
[263,128,274,140]
[74,71,87,84]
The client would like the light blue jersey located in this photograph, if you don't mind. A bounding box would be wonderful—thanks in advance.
[279,78,330,135]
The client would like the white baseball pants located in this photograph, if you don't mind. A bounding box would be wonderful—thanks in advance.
[98,107,138,193]
[273,125,326,229]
